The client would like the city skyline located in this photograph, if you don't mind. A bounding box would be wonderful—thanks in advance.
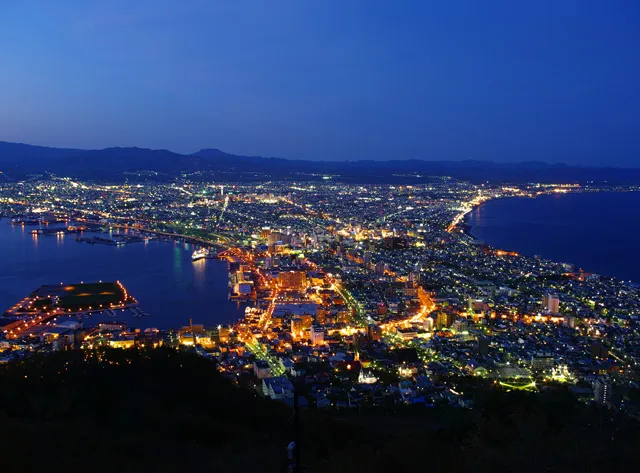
[1,1,639,165]
[3,3,640,471]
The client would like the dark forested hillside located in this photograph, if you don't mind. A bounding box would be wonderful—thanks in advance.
[0,348,638,473]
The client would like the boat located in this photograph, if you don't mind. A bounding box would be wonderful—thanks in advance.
[132,307,151,317]
[192,248,209,261]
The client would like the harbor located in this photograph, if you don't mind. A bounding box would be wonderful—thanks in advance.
[0,219,245,330]
[2,281,139,339]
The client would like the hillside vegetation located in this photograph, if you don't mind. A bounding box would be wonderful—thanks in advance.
[0,348,638,473]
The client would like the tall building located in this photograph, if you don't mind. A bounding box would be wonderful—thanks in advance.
[291,317,303,338]
[594,377,611,405]
[543,294,560,314]
[436,311,454,329]
[424,317,434,332]
[310,324,324,345]
[268,231,291,246]
[315,308,327,325]
[374,262,387,275]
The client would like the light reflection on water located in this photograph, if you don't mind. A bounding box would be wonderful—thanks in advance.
[0,221,243,329]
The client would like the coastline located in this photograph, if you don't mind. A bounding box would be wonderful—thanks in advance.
[461,195,517,243]
[463,191,640,283]
[0,221,244,328]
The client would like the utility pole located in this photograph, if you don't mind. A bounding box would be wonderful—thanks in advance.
[287,389,302,473]
[294,389,301,473]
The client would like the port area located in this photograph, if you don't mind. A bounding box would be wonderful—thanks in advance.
[25,220,149,245]
[75,233,145,245]
[2,281,137,339]
[218,248,271,302]
[30,224,87,236]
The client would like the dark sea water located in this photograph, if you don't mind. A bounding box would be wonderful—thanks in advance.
[0,222,244,329]
[468,192,640,282]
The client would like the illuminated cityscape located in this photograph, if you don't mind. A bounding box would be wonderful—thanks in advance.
[1,177,639,417]
[2,1,640,470]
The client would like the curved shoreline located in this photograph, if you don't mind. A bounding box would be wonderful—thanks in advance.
[464,191,640,282]
[0,221,245,328]
[461,195,519,242]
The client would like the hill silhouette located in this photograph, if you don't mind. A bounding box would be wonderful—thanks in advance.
[0,347,638,472]
[2,140,640,184]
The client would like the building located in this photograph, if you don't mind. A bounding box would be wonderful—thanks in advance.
[310,324,324,345]
[531,353,555,371]
[218,325,231,343]
[374,262,387,275]
[254,360,272,379]
[98,322,127,331]
[267,231,283,245]
[563,315,576,329]
[594,377,611,405]
[109,337,136,349]
[543,294,560,314]
[367,324,382,341]
[423,317,434,332]
[262,376,294,400]
[315,308,327,324]
[277,271,307,290]
[383,236,408,250]
[436,311,454,329]
[396,327,418,340]
[451,319,469,332]
[404,281,418,297]
[268,231,291,246]
[291,314,308,332]
[291,316,303,338]
[336,309,351,324]
[232,282,253,296]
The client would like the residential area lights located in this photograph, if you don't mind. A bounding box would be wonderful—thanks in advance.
[0,178,639,411]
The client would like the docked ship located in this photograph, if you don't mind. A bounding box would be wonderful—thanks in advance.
[192,248,210,261]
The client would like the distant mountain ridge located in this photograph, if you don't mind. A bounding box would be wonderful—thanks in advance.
[1,140,639,184]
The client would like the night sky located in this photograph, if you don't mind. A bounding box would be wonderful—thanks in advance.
[1,1,639,165]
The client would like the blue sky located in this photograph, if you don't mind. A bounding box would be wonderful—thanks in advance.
[1,0,639,164]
